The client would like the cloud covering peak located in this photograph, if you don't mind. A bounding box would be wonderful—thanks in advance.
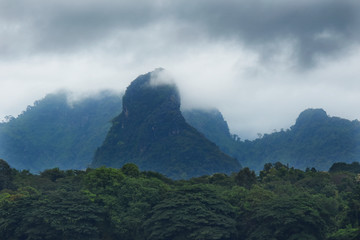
[1,0,360,139]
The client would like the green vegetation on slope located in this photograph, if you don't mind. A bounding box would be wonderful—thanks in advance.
[185,108,360,172]
[236,109,360,171]
[92,70,240,179]
[182,108,241,158]
[1,81,360,176]
[0,86,238,176]
[1,158,359,240]
[0,90,123,172]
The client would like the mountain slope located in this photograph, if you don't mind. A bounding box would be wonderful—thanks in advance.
[182,109,241,159]
[237,109,360,171]
[2,80,359,174]
[0,88,237,174]
[0,91,122,171]
[92,70,241,179]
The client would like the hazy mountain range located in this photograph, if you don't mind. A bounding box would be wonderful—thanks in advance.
[1,70,359,177]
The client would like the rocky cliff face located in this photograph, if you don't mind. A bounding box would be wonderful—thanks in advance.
[92,70,241,179]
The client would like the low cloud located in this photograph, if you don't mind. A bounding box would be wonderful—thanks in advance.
[149,68,176,87]
[1,0,360,139]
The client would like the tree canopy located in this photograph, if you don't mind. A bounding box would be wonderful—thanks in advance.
[0,159,359,239]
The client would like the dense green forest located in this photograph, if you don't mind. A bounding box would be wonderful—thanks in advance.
[1,158,359,240]
[0,90,123,172]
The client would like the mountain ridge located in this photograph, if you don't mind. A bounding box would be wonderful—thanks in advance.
[0,90,123,171]
[236,108,360,171]
[1,75,359,174]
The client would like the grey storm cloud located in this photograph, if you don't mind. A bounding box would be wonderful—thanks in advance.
[173,0,360,67]
[0,0,164,55]
[1,0,360,67]
[1,0,360,139]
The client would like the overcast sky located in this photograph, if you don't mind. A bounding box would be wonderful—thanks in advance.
[1,0,360,139]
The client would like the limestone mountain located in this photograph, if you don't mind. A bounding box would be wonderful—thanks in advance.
[91,70,241,179]
[236,108,360,171]
[0,86,237,174]
[2,75,359,175]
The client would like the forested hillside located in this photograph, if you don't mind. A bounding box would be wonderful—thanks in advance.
[0,158,359,240]
[182,108,360,172]
[1,89,360,175]
[236,109,360,171]
[92,70,240,179]
[0,88,235,174]
[0,91,123,171]
[182,109,241,159]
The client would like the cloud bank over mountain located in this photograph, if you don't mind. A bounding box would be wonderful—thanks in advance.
[1,0,360,139]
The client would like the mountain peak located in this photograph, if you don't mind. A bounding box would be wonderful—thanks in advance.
[126,68,169,89]
[120,70,180,131]
[294,108,328,128]
[92,71,240,179]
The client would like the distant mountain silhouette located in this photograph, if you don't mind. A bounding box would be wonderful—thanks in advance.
[182,108,241,159]
[184,108,360,171]
[0,86,238,175]
[91,69,241,179]
[235,109,360,171]
[0,91,122,171]
[1,75,359,174]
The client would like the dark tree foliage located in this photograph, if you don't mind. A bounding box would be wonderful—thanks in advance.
[329,162,360,174]
[0,191,103,240]
[143,185,237,240]
[121,163,140,177]
[0,159,14,190]
[235,167,257,189]
[1,160,360,239]
[328,228,360,240]
[40,167,66,182]
[243,194,335,239]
